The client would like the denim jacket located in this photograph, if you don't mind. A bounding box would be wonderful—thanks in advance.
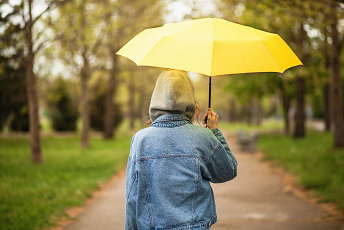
[125,114,238,230]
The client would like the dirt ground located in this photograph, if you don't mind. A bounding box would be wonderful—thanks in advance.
[51,131,344,230]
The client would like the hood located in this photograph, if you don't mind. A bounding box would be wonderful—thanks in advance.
[149,69,196,122]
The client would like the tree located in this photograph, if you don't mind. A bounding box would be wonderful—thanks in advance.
[217,0,304,135]
[0,8,28,132]
[330,1,344,147]
[1,0,69,163]
[102,0,163,137]
[225,73,281,126]
[49,0,110,147]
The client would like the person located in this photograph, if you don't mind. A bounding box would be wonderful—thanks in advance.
[125,69,238,230]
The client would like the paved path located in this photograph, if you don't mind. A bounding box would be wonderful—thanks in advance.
[60,132,343,230]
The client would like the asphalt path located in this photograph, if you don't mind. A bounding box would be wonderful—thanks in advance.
[59,131,344,230]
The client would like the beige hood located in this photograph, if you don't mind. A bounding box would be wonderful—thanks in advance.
[149,69,196,122]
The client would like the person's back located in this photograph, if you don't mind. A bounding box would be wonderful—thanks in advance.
[125,70,238,230]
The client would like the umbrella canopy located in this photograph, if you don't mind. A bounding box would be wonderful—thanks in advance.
[117,17,302,77]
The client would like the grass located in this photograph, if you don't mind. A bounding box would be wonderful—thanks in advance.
[257,131,344,212]
[0,135,132,230]
[218,119,284,134]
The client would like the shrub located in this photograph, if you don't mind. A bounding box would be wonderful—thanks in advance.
[89,78,123,133]
[46,78,78,131]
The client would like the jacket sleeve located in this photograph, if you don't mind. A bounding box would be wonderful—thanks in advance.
[201,128,238,183]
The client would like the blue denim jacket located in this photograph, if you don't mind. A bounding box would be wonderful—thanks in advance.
[125,114,238,230]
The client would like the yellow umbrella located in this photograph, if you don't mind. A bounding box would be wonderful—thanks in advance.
[117,17,302,110]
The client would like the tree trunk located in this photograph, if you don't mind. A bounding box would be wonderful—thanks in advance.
[283,96,291,135]
[256,99,263,126]
[26,0,42,164]
[229,97,237,122]
[247,98,252,125]
[80,53,90,148]
[139,85,149,124]
[280,81,291,135]
[293,20,307,139]
[103,51,117,139]
[324,82,332,132]
[294,76,306,138]
[330,3,344,147]
[128,76,135,130]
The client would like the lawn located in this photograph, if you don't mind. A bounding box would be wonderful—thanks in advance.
[218,119,284,134]
[0,135,132,230]
[257,131,344,212]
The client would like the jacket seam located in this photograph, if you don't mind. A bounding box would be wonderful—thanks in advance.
[151,121,191,128]
[212,153,232,180]
[192,157,199,221]
[154,213,217,229]
[207,143,220,164]
[126,171,137,200]
[132,155,209,163]
[207,143,232,180]
[128,155,136,163]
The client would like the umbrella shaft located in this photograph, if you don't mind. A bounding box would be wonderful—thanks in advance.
[208,77,211,108]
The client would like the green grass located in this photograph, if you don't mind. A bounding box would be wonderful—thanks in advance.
[218,119,284,133]
[0,135,132,230]
[257,132,344,212]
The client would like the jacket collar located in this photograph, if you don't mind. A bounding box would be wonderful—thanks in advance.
[150,114,192,128]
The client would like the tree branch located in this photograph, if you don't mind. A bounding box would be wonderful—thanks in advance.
[32,0,72,26]
[33,39,50,54]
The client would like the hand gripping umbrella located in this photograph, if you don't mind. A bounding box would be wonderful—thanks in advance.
[117,18,302,122]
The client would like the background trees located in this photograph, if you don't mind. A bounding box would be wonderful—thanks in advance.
[44,77,78,131]
[1,0,71,163]
[0,9,28,132]
[1,0,344,166]
[216,0,344,147]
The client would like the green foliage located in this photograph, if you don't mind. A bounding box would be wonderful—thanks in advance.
[0,3,28,132]
[225,73,274,103]
[0,61,29,132]
[0,135,131,230]
[312,91,324,119]
[258,132,344,211]
[9,106,30,132]
[89,77,123,132]
[46,78,78,131]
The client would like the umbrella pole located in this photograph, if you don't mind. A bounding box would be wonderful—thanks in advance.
[205,77,211,128]
[208,76,211,108]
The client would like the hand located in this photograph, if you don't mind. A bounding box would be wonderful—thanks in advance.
[203,108,219,130]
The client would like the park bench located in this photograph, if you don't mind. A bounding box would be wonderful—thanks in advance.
[237,130,258,152]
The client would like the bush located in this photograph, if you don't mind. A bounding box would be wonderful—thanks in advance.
[46,78,78,131]
[0,57,29,132]
[9,105,30,132]
[312,91,324,119]
[89,78,123,132]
